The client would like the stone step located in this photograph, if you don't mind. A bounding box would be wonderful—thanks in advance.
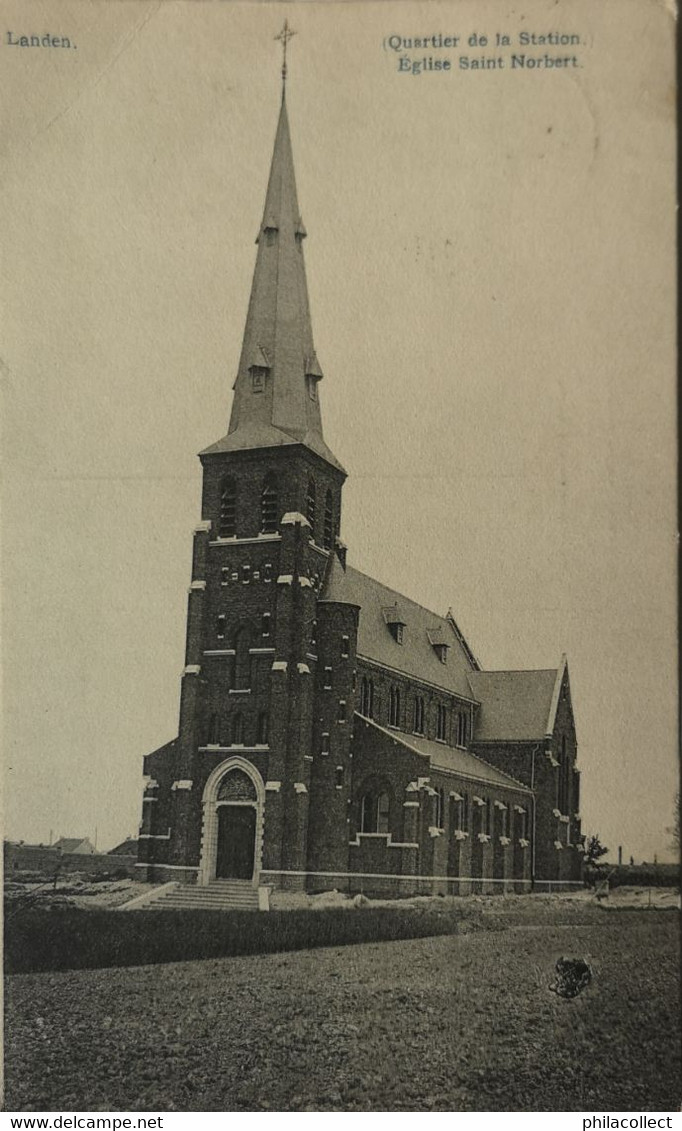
[165,887,256,896]
[154,891,258,900]
[155,895,258,906]
[152,903,258,911]
[148,881,261,912]
[154,894,258,904]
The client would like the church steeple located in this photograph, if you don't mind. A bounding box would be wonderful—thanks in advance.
[202,57,343,473]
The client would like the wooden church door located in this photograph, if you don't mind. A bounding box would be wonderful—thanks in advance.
[216,805,256,880]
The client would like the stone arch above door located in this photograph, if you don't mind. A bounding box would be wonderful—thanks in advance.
[198,757,265,886]
[217,768,257,802]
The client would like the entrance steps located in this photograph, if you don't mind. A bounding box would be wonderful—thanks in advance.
[142,879,265,912]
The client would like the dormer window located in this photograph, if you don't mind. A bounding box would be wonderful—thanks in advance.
[428,628,450,664]
[248,346,271,393]
[305,352,322,401]
[382,604,406,644]
[251,368,266,393]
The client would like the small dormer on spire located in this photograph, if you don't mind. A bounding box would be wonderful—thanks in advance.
[247,345,271,394]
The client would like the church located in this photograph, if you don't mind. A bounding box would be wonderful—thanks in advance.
[136,58,583,906]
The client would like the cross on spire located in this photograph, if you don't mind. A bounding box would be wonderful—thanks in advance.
[275,19,296,90]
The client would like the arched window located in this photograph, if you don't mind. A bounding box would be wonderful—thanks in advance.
[360,793,373,832]
[360,676,368,715]
[219,478,237,538]
[389,685,401,728]
[257,711,269,745]
[437,703,447,741]
[414,696,425,734]
[360,790,390,834]
[206,712,220,745]
[360,676,375,718]
[261,474,279,534]
[306,478,316,535]
[517,807,528,841]
[435,787,445,829]
[231,712,244,745]
[232,626,252,690]
[460,792,470,832]
[377,792,390,834]
[323,489,334,550]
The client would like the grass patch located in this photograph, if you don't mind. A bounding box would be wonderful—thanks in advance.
[5,912,678,1111]
[5,904,463,974]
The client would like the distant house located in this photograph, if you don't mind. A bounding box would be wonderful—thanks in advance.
[108,838,138,856]
[52,837,97,855]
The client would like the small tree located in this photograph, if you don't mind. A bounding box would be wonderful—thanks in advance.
[584,833,609,867]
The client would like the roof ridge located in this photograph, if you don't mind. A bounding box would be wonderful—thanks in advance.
[472,667,558,676]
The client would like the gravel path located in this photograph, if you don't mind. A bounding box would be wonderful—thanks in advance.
[5,910,679,1112]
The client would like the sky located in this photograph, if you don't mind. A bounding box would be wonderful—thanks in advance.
[2,0,677,861]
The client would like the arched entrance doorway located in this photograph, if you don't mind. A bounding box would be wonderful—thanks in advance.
[199,758,264,886]
[216,772,257,879]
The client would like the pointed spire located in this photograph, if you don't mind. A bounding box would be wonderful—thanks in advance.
[203,78,343,473]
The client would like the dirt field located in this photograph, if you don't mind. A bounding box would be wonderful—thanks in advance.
[7,876,680,914]
[5,904,679,1112]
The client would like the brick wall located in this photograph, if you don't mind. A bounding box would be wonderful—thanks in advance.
[5,843,138,878]
[355,659,473,749]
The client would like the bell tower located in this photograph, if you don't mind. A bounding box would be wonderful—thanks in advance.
[139,27,347,887]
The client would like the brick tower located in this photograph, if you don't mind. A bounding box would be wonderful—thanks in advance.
[137,77,354,891]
